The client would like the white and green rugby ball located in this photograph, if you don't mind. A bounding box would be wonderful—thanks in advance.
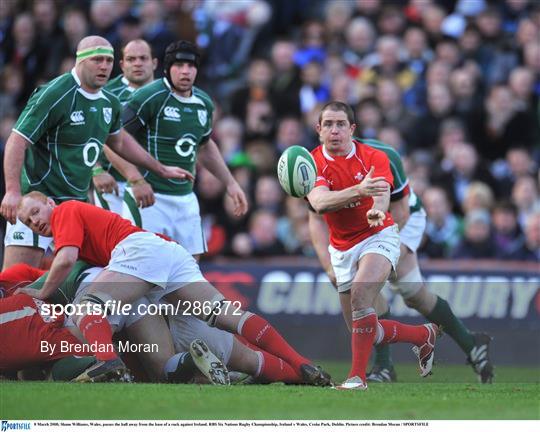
[277,145,317,198]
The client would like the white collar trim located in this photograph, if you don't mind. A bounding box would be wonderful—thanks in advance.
[322,141,356,161]
[71,68,105,100]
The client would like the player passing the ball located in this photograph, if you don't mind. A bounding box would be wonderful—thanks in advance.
[307,102,441,390]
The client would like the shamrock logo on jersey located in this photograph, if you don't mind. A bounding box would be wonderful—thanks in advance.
[103,108,112,124]
[198,109,207,126]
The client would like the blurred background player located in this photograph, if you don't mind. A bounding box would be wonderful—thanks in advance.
[114,40,248,259]
[307,101,440,390]
[309,137,494,384]
[93,38,158,215]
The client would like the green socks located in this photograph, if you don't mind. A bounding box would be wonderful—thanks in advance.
[426,296,475,354]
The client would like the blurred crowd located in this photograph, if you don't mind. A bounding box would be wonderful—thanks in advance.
[0,0,539,262]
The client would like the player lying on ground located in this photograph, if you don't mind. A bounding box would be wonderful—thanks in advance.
[0,263,307,385]
[309,138,494,384]
[14,193,332,386]
[307,101,441,390]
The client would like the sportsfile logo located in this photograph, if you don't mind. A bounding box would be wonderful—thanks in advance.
[164,106,181,121]
[70,110,85,125]
[1,421,31,432]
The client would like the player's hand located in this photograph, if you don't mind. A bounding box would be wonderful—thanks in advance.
[93,172,119,196]
[366,208,386,227]
[14,287,46,300]
[0,190,22,224]
[356,166,388,197]
[160,165,195,182]
[226,181,249,217]
[131,180,155,208]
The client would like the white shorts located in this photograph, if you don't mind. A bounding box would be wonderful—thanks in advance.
[93,181,127,217]
[65,266,148,330]
[169,314,233,364]
[4,219,53,251]
[122,190,207,255]
[108,231,206,304]
[329,225,401,293]
[400,209,427,253]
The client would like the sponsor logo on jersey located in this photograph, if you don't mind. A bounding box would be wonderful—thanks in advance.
[89,106,97,112]
[70,110,85,125]
[103,107,112,124]
[183,107,193,112]
[13,232,25,240]
[354,172,364,182]
[164,106,181,121]
[198,109,207,126]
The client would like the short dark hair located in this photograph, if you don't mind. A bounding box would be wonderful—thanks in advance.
[318,101,356,125]
[121,39,154,60]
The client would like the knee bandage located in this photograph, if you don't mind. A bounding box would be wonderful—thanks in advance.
[397,266,424,299]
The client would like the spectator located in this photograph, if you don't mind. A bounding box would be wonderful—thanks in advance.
[0,64,24,118]
[294,19,327,67]
[492,147,538,198]
[274,116,308,153]
[269,39,302,117]
[449,67,483,121]
[492,201,524,258]
[3,13,47,103]
[512,175,540,229]
[213,116,244,162]
[469,85,536,161]
[277,196,311,255]
[139,0,176,74]
[507,211,540,261]
[462,182,495,215]
[508,67,537,113]
[342,17,376,79]
[89,0,120,45]
[410,83,454,151]
[451,209,497,259]
[421,186,462,258]
[376,78,417,146]
[421,4,446,47]
[356,98,382,139]
[324,0,353,51]
[62,8,89,56]
[254,175,284,214]
[231,210,287,257]
[432,142,498,211]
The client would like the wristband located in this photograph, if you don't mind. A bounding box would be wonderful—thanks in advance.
[92,167,105,176]
[128,178,147,186]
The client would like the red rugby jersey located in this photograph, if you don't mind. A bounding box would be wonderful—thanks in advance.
[311,139,395,251]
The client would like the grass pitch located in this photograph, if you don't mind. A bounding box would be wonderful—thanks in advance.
[1,363,539,420]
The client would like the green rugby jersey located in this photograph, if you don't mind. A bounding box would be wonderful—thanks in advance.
[99,75,136,181]
[126,78,214,195]
[26,260,93,305]
[14,69,122,202]
[360,138,423,214]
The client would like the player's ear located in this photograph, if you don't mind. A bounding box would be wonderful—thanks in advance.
[46,197,56,208]
[152,58,158,70]
[316,123,321,134]
[350,123,356,134]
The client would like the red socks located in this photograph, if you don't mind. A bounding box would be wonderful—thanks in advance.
[378,320,428,346]
[256,351,301,383]
[79,314,117,361]
[239,313,310,373]
[349,310,378,380]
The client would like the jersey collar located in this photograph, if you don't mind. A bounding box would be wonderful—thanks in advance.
[71,68,107,100]
[121,76,135,92]
[322,141,356,161]
[163,77,205,105]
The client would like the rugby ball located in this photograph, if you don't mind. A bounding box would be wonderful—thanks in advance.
[277,146,317,198]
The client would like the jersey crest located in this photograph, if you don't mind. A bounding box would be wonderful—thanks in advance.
[198,109,207,126]
[103,107,112,124]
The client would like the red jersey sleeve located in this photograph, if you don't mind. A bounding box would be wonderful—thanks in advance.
[50,201,85,254]
[370,149,394,191]
[0,264,46,296]
[312,148,330,189]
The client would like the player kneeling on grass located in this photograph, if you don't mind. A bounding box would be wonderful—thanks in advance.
[306,101,441,390]
[15,192,331,386]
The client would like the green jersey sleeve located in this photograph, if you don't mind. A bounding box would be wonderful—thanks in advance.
[13,80,72,144]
